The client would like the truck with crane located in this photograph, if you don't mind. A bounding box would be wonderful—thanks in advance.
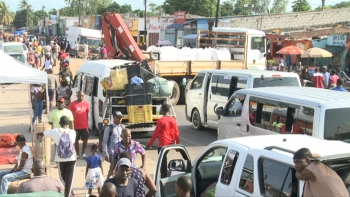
[101,12,267,106]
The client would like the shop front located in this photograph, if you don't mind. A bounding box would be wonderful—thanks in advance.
[266,34,286,58]
[282,39,312,66]
[323,34,346,69]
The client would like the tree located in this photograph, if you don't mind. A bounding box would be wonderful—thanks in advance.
[59,7,78,16]
[96,2,132,15]
[292,0,312,12]
[270,0,288,14]
[32,10,48,26]
[314,5,333,11]
[220,1,235,16]
[148,3,164,16]
[233,0,254,15]
[333,1,350,8]
[13,9,27,28]
[48,8,57,15]
[163,0,216,17]
[251,0,271,14]
[133,9,144,17]
[0,1,15,25]
[18,0,33,27]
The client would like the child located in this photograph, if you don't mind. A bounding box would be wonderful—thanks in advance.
[84,143,104,196]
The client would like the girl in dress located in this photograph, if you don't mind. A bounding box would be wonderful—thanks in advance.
[85,143,104,196]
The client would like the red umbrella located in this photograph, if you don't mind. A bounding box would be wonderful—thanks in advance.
[276,46,305,55]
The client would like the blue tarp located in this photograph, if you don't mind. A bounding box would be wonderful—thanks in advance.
[13,30,26,35]
[183,34,206,39]
[167,20,196,29]
[50,15,57,19]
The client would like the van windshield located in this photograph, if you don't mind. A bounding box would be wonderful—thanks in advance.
[4,45,23,53]
[253,77,299,88]
[79,36,101,48]
[324,108,350,142]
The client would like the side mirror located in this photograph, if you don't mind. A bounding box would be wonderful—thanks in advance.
[215,105,224,116]
[168,159,185,172]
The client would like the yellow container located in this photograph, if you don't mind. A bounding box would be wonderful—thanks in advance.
[127,105,153,123]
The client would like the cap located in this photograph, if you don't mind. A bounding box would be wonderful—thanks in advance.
[58,98,65,103]
[113,111,123,117]
[63,63,69,67]
[117,158,131,168]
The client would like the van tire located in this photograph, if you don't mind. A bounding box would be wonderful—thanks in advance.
[192,109,203,130]
[170,80,180,106]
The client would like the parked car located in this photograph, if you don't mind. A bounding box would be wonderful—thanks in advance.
[0,42,28,64]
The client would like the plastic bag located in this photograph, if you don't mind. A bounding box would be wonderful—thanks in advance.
[109,68,128,90]
[131,76,144,85]
[100,78,109,91]
[147,76,173,97]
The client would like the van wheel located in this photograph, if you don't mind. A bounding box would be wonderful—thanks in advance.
[192,109,203,130]
[170,80,180,106]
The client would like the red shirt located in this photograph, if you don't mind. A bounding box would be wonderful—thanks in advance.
[148,116,180,147]
[69,100,90,129]
[312,72,324,88]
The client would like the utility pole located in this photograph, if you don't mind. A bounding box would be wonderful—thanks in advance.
[26,6,29,31]
[42,5,45,34]
[144,0,147,45]
[78,0,81,27]
[322,0,325,11]
[215,0,220,27]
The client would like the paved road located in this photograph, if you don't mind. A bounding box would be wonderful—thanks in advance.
[0,57,217,195]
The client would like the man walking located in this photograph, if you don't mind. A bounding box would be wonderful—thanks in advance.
[102,111,124,178]
[113,128,146,170]
[16,159,64,193]
[0,135,33,194]
[49,98,74,129]
[52,41,60,67]
[148,104,180,178]
[37,116,77,197]
[322,66,330,89]
[84,42,89,60]
[312,68,325,88]
[47,69,58,112]
[331,78,348,92]
[69,91,90,159]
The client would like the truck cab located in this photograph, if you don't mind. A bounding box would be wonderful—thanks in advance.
[153,135,350,197]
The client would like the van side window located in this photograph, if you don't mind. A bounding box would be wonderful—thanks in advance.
[217,76,231,97]
[190,76,204,89]
[237,77,248,89]
[211,75,219,94]
[92,77,99,97]
[83,76,94,96]
[225,95,246,116]
[294,106,314,135]
[239,155,254,193]
[273,102,287,133]
[259,158,298,197]
[220,150,239,185]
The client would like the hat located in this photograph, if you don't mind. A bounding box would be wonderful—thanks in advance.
[117,158,131,168]
[113,111,123,117]
[63,63,69,67]
[58,98,65,103]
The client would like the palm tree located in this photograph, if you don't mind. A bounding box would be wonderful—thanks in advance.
[18,0,32,28]
[0,1,15,25]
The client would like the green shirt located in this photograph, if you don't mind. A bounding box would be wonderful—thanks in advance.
[49,108,74,128]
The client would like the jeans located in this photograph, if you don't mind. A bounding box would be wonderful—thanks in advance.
[0,170,30,194]
[32,98,43,124]
[38,54,42,66]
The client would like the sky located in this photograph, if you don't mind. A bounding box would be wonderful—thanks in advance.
[7,0,346,13]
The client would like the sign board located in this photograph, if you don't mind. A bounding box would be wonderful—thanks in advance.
[327,34,347,46]
[174,11,186,24]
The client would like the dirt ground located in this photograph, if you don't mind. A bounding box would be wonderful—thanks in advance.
[0,57,155,196]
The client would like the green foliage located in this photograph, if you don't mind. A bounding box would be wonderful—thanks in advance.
[292,0,312,12]
[333,1,350,8]
[251,0,271,14]
[133,9,144,17]
[59,7,78,16]
[163,0,216,17]
[270,0,288,13]
[48,8,57,15]
[220,1,235,16]
[314,5,333,11]
[0,1,15,25]
[148,3,164,16]
[32,10,48,26]
[233,0,253,15]
[96,2,132,15]
[13,9,27,28]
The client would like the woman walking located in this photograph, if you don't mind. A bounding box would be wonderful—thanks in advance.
[328,69,339,89]
[57,79,72,107]
[30,84,44,132]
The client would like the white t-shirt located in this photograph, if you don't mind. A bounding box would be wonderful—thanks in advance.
[44,59,53,70]
[18,145,33,174]
[84,44,88,53]
[44,128,77,162]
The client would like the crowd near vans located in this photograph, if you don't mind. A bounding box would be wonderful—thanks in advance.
[71,59,135,133]
[185,70,301,130]
[215,87,350,142]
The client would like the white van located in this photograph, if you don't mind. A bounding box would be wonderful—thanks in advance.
[185,70,301,130]
[0,42,28,64]
[71,59,135,133]
[215,86,350,142]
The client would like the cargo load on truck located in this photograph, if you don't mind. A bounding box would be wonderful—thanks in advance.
[101,62,176,132]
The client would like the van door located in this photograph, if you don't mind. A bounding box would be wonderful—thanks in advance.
[71,74,83,99]
[207,75,238,129]
[81,74,99,131]
[247,35,266,69]
[217,93,246,140]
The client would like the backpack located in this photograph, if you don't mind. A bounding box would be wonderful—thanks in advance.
[57,129,74,158]
[107,124,125,146]
[36,87,46,101]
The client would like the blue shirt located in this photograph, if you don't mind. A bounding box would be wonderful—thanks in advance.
[323,72,330,88]
[86,155,102,169]
[331,86,348,92]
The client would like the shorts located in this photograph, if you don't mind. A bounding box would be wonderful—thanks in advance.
[52,53,58,59]
[76,128,89,140]
[48,89,55,101]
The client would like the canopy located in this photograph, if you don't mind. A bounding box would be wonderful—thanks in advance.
[301,47,333,58]
[167,20,196,29]
[0,49,47,84]
[276,45,304,55]
[324,45,345,54]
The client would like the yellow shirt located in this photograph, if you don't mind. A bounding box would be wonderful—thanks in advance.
[49,108,74,128]
[37,45,43,54]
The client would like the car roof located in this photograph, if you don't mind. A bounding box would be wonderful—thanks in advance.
[198,69,298,77]
[235,86,350,106]
[225,134,350,160]
[77,59,135,77]
[1,42,24,45]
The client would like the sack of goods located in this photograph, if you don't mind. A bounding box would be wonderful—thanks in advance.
[147,76,174,97]
[100,68,129,91]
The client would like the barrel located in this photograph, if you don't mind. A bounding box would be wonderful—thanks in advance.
[34,122,52,176]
